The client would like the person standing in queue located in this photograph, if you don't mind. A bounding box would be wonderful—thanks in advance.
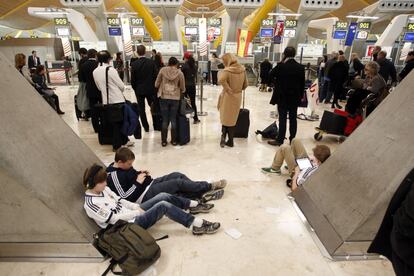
[259,58,272,92]
[210,53,220,86]
[181,52,200,124]
[130,45,158,132]
[217,53,248,148]
[329,55,348,109]
[155,57,186,147]
[80,49,101,132]
[93,50,131,151]
[268,46,305,147]
[399,51,414,81]
[114,52,125,81]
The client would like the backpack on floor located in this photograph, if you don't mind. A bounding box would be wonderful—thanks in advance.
[256,122,278,139]
[94,220,166,276]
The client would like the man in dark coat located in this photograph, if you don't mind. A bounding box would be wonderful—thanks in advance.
[79,49,100,132]
[268,47,305,146]
[28,50,41,70]
[259,59,272,92]
[368,168,414,276]
[377,51,397,84]
[399,51,414,81]
[131,45,158,132]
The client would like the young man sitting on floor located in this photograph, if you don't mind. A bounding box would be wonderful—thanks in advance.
[83,164,220,235]
[106,147,226,213]
[261,139,331,191]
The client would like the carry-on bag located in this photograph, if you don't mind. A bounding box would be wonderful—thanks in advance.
[319,110,347,135]
[234,90,250,138]
[74,95,82,121]
[256,122,278,139]
[177,114,190,145]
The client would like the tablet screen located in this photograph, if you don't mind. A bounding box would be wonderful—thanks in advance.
[296,158,313,170]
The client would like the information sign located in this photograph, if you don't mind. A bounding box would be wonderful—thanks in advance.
[131,27,145,37]
[403,32,414,42]
[345,22,357,46]
[260,28,274,38]
[283,29,296,38]
[333,30,347,39]
[185,17,199,26]
[355,30,369,40]
[108,27,122,36]
[185,27,198,36]
[56,27,71,37]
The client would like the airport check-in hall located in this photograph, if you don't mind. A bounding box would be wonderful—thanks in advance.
[0,0,414,275]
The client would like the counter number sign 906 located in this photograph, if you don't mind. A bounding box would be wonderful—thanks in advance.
[185,18,199,26]
[107,17,120,26]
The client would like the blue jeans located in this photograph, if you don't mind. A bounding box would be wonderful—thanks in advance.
[159,99,179,142]
[143,172,211,202]
[135,193,194,229]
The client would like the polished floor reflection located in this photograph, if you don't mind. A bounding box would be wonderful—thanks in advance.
[0,84,394,276]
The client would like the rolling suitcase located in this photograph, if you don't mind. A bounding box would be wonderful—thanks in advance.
[177,114,190,145]
[319,110,347,135]
[95,105,113,145]
[74,95,82,121]
[234,90,250,138]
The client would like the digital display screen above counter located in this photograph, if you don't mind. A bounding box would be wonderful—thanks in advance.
[333,30,347,39]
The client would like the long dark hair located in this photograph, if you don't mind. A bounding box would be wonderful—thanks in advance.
[187,56,196,70]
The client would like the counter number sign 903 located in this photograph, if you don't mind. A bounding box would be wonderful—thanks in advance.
[54,18,68,26]
[358,22,371,30]
[261,19,274,27]
[107,17,120,26]
[407,23,414,31]
[285,20,297,28]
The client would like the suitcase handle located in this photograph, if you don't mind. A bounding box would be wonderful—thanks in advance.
[242,90,245,109]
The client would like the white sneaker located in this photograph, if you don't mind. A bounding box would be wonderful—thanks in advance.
[125,141,135,147]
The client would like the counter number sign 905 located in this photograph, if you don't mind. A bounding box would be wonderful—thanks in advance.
[54,18,68,26]
[358,22,371,30]
[107,17,120,26]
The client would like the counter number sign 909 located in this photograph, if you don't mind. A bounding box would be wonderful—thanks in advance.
[107,17,120,26]
[54,18,68,26]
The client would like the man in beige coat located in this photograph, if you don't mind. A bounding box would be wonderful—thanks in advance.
[217,54,248,147]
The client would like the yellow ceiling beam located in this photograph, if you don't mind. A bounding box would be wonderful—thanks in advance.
[0,0,33,20]
[247,0,278,37]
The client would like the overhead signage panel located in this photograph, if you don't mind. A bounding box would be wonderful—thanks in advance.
[345,22,357,46]
[108,27,122,36]
[285,20,297,29]
[403,32,414,42]
[54,18,69,26]
[333,30,347,39]
[355,30,369,40]
[185,17,199,26]
[131,27,145,37]
[357,22,371,30]
[107,17,121,26]
[335,21,348,30]
[260,28,274,38]
[283,29,296,38]
[185,26,198,36]
[56,27,71,37]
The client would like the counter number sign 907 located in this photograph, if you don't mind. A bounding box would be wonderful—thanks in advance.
[107,17,120,26]
[358,22,371,30]
[54,18,68,26]
[130,18,144,26]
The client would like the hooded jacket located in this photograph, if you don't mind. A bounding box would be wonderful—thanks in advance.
[217,60,248,126]
[155,66,185,100]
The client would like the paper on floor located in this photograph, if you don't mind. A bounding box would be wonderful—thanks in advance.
[225,228,242,240]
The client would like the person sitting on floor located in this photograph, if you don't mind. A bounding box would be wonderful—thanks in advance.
[83,164,221,235]
[261,139,331,191]
[106,147,226,208]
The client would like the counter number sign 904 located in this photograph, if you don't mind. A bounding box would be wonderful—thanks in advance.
[261,19,274,27]
[107,17,120,26]
[208,18,222,26]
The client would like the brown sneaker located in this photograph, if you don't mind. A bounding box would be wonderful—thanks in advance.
[211,179,227,190]
[192,220,220,235]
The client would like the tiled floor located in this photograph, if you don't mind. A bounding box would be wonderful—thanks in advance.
[0,84,395,276]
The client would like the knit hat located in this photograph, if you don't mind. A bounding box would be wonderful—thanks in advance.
[183,52,192,60]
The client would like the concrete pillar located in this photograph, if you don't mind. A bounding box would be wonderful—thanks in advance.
[292,71,414,258]
[0,51,103,261]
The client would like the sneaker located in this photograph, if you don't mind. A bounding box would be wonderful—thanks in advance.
[189,202,214,214]
[211,179,227,190]
[192,220,220,235]
[261,167,281,174]
[125,141,135,147]
[201,189,224,202]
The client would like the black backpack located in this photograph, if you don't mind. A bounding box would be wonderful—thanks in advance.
[94,220,167,276]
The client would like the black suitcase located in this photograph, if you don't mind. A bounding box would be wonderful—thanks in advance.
[177,114,190,145]
[319,110,347,135]
[234,90,250,138]
[74,95,82,121]
[95,105,113,145]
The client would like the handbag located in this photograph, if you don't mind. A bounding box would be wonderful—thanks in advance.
[102,66,124,123]
[179,95,194,116]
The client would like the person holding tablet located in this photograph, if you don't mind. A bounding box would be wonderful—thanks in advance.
[261,139,330,190]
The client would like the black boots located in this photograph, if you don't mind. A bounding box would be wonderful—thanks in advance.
[161,128,168,147]
[225,127,234,147]
[171,129,177,146]
[220,126,227,148]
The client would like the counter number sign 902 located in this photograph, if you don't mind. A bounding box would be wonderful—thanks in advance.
[54,18,68,26]
[335,21,348,30]
[107,17,120,26]
[358,22,371,30]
